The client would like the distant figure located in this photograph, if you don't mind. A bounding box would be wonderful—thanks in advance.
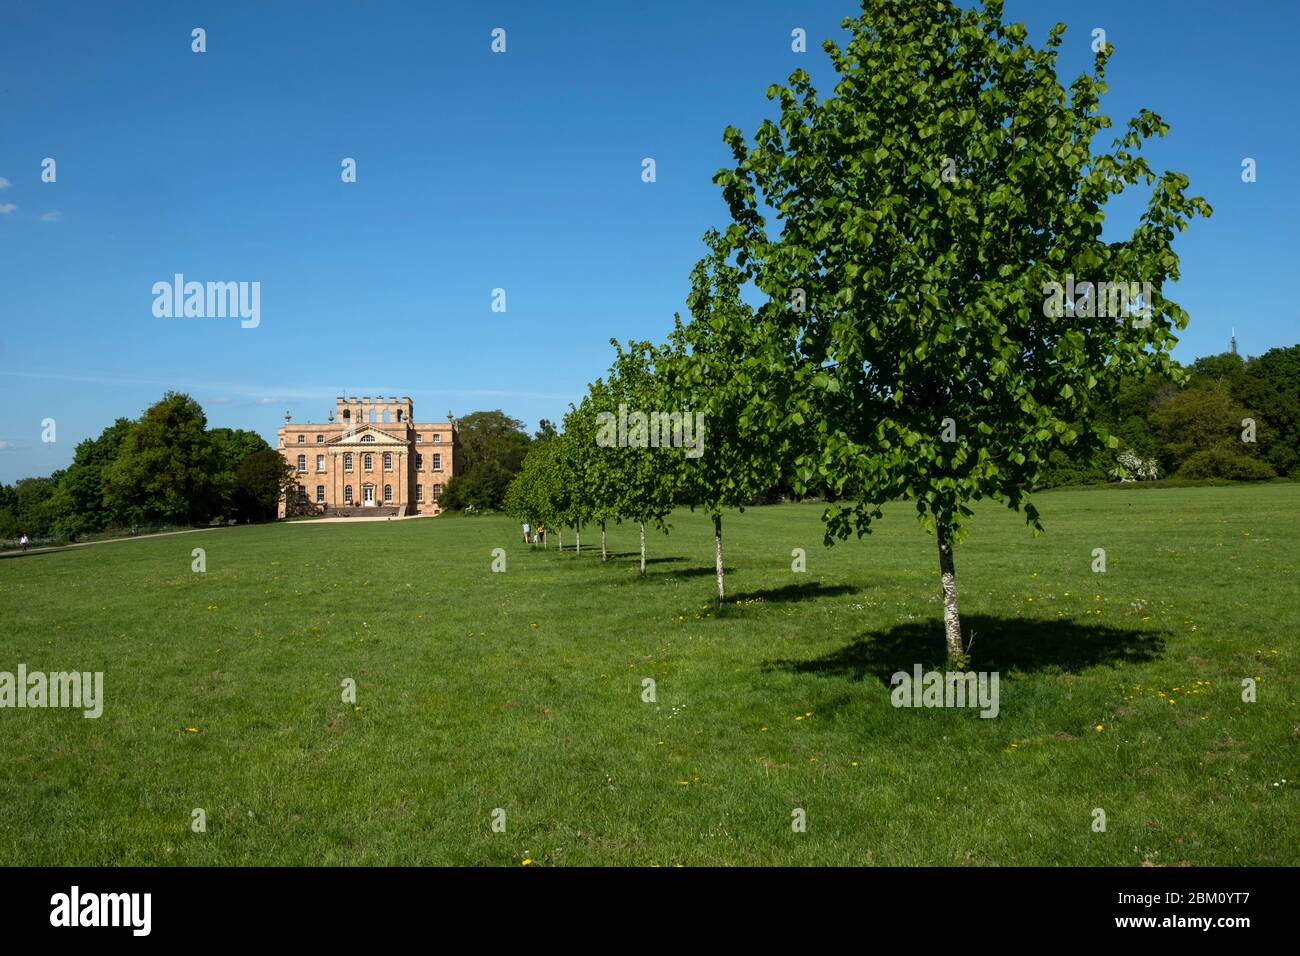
[536,524,546,548]
[522,521,531,545]
[19,533,29,552]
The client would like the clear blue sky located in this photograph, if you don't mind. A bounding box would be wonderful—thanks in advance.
[1,0,1296,483]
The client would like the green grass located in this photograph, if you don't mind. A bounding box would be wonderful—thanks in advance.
[1,484,1296,866]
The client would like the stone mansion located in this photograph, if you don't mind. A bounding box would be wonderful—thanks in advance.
[277,396,461,517]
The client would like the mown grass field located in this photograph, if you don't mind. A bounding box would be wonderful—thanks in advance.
[1,484,1296,866]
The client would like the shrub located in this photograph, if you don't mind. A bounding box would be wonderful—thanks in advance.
[1176,449,1276,481]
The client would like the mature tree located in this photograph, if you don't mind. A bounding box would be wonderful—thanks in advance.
[709,0,1210,658]
[234,448,297,521]
[1149,381,1270,477]
[50,417,133,535]
[103,392,221,525]
[209,427,272,520]
[534,419,558,443]
[1232,345,1300,476]
[441,410,532,510]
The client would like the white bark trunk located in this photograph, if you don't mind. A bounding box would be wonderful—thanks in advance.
[937,521,963,660]
[576,526,581,556]
[639,522,646,576]
[601,522,607,562]
[714,514,725,605]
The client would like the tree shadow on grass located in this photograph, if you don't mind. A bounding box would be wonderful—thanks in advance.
[728,582,859,604]
[766,615,1167,686]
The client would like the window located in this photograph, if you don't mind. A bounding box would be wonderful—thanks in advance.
[360,435,375,443]
[315,485,325,503]
[278,437,284,448]
[296,454,306,472]
[415,453,423,471]
[316,435,325,444]
[363,453,373,471]
[397,410,404,422]
[297,485,307,504]
[432,484,442,497]
[369,410,376,423]
[316,454,325,472]
[297,434,305,444]
[382,409,390,423]
[432,453,442,471]
[344,453,353,471]
[383,484,392,502]
[416,485,423,502]
[383,452,393,471]
[415,434,423,443]
[344,485,353,503]
[342,410,350,422]
[433,434,441,444]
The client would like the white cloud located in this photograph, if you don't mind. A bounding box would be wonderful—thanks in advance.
[0,203,16,215]
[39,210,61,222]
[0,177,11,189]
[0,441,12,451]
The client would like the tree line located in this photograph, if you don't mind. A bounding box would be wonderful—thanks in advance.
[495,0,1290,664]
[0,392,295,543]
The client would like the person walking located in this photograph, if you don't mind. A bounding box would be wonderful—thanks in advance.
[19,533,29,552]
[536,524,546,549]
[522,521,531,545]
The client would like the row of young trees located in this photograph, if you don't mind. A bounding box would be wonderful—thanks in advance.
[0,392,295,542]
[505,0,1216,662]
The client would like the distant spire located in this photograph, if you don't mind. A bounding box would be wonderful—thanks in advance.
[1231,327,1238,356]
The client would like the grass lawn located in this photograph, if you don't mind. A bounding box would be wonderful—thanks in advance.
[1,483,1296,866]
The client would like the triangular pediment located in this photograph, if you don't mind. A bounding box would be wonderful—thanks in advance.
[329,425,407,446]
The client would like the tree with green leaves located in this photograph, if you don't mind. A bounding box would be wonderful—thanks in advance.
[103,392,221,526]
[441,410,532,511]
[569,380,623,562]
[668,231,803,604]
[234,448,298,521]
[49,417,133,535]
[595,340,684,576]
[710,0,1211,658]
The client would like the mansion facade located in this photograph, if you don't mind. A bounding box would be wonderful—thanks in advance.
[277,396,461,518]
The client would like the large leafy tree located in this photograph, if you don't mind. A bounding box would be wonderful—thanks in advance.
[50,417,133,535]
[441,410,532,511]
[209,426,272,520]
[234,448,297,521]
[103,392,221,525]
[711,0,1210,658]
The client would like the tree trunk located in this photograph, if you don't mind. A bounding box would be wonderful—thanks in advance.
[639,522,646,576]
[576,525,581,556]
[558,528,563,553]
[937,520,963,660]
[601,521,607,562]
[714,514,725,606]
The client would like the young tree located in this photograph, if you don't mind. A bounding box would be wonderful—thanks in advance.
[570,380,624,562]
[668,232,803,604]
[711,0,1210,658]
[595,340,683,576]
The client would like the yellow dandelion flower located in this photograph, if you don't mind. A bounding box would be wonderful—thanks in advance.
[521,859,532,866]
[1095,724,1104,732]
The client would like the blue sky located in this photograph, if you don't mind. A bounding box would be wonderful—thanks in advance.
[1,0,1296,483]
